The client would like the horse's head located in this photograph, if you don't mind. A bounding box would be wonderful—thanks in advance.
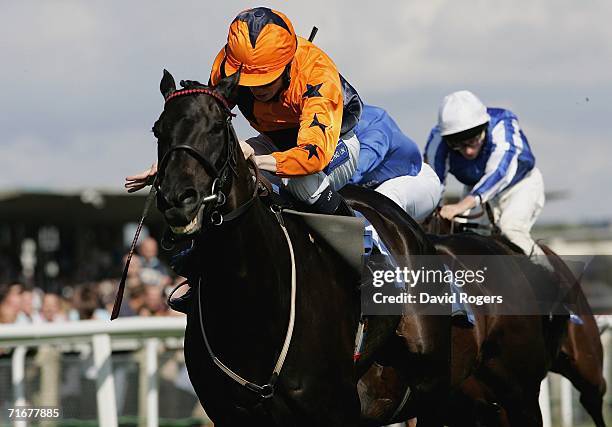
[153,70,241,236]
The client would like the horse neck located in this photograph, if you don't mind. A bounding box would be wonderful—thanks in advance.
[194,152,290,312]
[191,199,294,372]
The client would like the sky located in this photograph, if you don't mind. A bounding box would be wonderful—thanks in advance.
[1,1,611,224]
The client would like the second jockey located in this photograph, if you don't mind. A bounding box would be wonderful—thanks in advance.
[126,7,441,224]
[425,90,546,260]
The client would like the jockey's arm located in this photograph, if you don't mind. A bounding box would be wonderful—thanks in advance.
[270,55,344,177]
[254,154,277,172]
[439,194,478,220]
[239,140,277,172]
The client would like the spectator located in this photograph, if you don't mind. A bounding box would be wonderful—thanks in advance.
[0,283,22,324]
[41,293,68,322]
[137,237,171,287]
[72,284,109,320]
[96,279,118,316]
[140,285,168,317]
[139,238,169,274]
[117,283,147,317]
[16,286,42,324]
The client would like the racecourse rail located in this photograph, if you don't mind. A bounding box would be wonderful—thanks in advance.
[1,317,611,427]
[0,317,186,427]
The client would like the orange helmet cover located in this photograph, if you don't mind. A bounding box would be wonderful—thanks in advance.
[224,7,297,86]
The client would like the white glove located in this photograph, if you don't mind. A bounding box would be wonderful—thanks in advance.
[239,140,255,159]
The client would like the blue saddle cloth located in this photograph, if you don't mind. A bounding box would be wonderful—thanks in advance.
[356,211,388,256]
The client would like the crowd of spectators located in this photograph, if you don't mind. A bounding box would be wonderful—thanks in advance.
[0,237,187,325]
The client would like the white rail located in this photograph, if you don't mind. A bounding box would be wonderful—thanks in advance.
[0,317,186,346]
[1,318,608,426]
[0,317,186,427]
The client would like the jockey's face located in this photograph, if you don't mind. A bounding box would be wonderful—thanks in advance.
[249,75,284,102]
[450,131,485,160]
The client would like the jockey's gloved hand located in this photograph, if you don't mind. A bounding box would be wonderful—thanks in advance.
[239,140,255,159]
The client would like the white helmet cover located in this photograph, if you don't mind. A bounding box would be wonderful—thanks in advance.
[438,90,490,136]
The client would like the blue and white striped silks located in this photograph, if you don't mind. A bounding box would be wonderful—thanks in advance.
[425,108,535,204]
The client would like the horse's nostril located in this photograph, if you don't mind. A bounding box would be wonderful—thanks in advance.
[178,188,198,206]
[156,192,171,210]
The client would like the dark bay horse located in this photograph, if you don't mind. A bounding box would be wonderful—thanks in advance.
[352,227,568,426]
[151,69,570,426]
[154,71,356,425]
[153,69,416,426]
[544,245,607,427]
[424,212,606,426]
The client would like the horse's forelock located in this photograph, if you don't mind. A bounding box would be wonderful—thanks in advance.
[159,94,228,168]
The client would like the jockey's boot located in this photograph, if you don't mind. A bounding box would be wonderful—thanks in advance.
[167,247,199,315]
[167,285,193,314]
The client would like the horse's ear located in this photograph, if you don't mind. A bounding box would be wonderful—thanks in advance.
[214,71,240,100]
[160,69,176,99]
